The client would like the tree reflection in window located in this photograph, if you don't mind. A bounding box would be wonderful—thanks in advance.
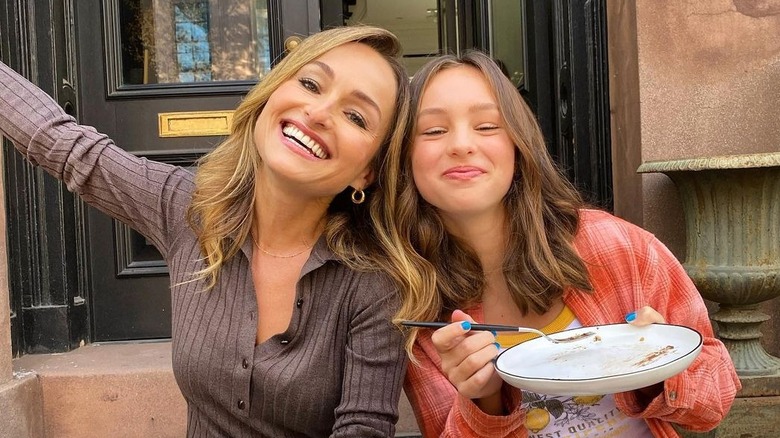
[118,0,271,86]
[174,2,212,82]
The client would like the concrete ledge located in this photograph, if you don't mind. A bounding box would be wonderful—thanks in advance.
[11,341,421,437]
[678,395,780,438]
[398,392,421,436]
[0,372,44,438]
[13,342,186,438]
[716,396,780,438]
[736,373,780,397]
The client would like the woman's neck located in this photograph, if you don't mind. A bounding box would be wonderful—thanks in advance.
[252,175,329,249]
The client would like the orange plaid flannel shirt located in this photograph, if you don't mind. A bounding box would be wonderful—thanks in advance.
[404,209,741,437]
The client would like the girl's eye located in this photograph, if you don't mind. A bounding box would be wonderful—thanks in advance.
[421,127,446,136]
[477,124,499,131]
[299,78,319,93]
[346,111,367,129]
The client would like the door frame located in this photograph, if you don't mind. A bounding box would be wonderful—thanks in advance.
[1,0,89,356]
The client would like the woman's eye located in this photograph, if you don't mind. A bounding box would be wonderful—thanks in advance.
[299,78,319,93]
[346,111,367,129]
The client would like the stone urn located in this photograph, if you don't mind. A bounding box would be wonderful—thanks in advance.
[638,152,780,377]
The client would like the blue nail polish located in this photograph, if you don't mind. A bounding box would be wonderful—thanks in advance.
[491,330,497,337]
[494,342,501,350]
[625,312,637,322]
[461,321,472,331]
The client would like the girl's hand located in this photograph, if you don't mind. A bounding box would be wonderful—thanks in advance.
[625,306,667,401]
[431,310,504,407]
[625,306,666,326]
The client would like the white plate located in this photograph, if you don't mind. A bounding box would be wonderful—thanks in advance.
[494,323,702,396]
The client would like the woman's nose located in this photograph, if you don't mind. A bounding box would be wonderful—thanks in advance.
[304,99,334,128]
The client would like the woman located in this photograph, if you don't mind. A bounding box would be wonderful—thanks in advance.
[382,51,740,437]
[0,26,410,437]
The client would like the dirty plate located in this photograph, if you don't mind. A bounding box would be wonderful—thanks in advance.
[494,323,702,396]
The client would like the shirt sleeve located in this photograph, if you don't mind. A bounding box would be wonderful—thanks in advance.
[613,235,742,432]
[332,274,409,437]
[0,61,192,256]
[403,332,526,437]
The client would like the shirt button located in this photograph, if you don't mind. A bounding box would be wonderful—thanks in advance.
[280,339,289,345]
[668,391,677,401]
[237,400,246,410]
[296,299,303,308]
[242,358,249,369]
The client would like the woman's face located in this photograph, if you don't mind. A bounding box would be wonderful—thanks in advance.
[254,42,397,198]
[411,65,515,221]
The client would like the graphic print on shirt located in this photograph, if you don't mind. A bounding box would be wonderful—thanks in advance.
[522,392,639,437]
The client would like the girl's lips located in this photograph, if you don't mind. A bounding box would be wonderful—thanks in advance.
[443,166,485,180]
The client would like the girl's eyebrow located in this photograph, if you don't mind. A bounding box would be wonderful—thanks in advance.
[469,103,499,112]
[417,102,498,117]
[309,61,383,121]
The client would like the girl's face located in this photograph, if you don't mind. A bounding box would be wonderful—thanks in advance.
[254,42,397,199]
[411,65,515,221]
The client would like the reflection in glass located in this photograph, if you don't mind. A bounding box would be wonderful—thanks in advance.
[489,0,525,88]
[174,3,212,82]
[119,0,270,85]
[344,0,441,75]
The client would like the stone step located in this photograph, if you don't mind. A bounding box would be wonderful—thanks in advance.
[13,342,186,438]
[11,341,421,437]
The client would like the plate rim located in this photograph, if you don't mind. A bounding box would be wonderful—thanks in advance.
[494,322,703,383]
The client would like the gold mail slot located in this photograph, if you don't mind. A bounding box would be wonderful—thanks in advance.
[158,110,234,138]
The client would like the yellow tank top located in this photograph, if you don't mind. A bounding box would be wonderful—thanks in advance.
[495,305,576,349]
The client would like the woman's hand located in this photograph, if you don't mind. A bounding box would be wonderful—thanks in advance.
[625,305,666,326]
[431,310,505,413]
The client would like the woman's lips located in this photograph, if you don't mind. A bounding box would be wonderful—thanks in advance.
[280,120,330,159]
[443,166,485,180]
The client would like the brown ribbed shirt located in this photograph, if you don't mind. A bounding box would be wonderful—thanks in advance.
[0,62,407,437]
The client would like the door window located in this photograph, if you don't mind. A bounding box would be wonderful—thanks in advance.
[337,0,526,85]
[117,0,271,86]
[341,0,441,75]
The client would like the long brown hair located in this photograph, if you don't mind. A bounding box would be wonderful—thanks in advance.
[187,26,410,288]
[383,51,592,353]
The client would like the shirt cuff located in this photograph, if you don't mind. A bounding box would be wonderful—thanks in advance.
[618,372,695,418]
[455,386,524,433]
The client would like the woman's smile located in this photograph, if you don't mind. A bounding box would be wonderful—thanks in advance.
[280,121,329,160]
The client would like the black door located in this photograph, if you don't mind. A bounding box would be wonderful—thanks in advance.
[4,0,610,351]
[2,0,89,355]
[75,0,315,341]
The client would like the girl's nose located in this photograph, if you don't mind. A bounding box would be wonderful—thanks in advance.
[447,127,475,156]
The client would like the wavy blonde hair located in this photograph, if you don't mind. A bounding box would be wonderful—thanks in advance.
[380,51,593,354]
[187,26,410,288]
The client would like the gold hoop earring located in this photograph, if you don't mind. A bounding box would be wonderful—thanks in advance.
[351,188,366,204]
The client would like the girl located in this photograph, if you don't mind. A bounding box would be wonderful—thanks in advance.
[385,51,740,437]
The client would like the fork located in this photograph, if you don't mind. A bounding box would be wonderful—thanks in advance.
[400,320,595,344]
